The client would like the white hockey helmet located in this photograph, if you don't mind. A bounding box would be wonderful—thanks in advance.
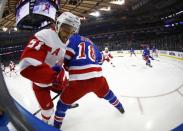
[56,12,81,33]
[105,47,109,51]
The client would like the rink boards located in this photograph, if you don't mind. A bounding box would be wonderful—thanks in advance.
[111,50,183,60]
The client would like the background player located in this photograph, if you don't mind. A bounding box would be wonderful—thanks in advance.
[142,47,154,67]
[53,34,125,129]
[151,46,159,58]
[19,12,80,124]
[130,47,136,57]
[102,47,115,67]
[9,61,17,77]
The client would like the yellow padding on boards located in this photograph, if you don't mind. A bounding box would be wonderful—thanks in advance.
[160,54,183,60]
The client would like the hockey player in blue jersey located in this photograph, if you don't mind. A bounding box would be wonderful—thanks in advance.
[152,46,156,53]
[53,34,125,129]
[130,47,136,57]
[142,47,154,67]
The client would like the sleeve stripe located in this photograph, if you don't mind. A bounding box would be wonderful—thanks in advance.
[66,50,74,57]
[67,47,75,55]
[65,54,71,60]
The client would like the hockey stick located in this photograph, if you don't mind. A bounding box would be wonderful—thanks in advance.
[33,93,60,115]
[152,59,159,62]
[33,93,79,115]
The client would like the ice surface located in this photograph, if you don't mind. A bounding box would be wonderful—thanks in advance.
[4,54,183,131]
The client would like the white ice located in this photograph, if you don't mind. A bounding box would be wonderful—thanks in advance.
[3,54,183,131]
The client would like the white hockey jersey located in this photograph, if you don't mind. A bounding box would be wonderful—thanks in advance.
[19,28,67,87]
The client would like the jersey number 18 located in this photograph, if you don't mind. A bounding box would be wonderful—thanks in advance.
[77,42,96,62]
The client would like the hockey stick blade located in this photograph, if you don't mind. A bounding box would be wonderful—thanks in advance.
[33,93,60,115]
[70,103,79,108]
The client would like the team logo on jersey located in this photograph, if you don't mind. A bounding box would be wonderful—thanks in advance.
[51,48,60,56]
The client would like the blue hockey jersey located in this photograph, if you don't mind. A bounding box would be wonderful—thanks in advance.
[130,48,135,53]
[152,47,157,53]
[142,48,150,56]
[64,34,103,81]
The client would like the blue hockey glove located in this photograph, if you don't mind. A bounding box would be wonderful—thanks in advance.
[52,64,62,73]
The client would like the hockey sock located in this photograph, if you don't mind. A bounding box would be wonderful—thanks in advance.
[41,108,54,124]
[104,90,123,110]
[148,60,151,64]
[146,60,150,65]
[54,100,69,128]
[41,115,51,123]
[149,56,154,60]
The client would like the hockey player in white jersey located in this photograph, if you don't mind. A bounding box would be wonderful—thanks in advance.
[152,46,159,58]
[102,47,115,67]
[9,61,17,77]
[19,12,80,124]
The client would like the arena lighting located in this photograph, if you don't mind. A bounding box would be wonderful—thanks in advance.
[2,27,8,31]
[99,6,111,11]
[14,27,18,31]
[110,0,125,5]
[89,11,100,17]
[164,21,182,27]
[161,10,183,20]
[164,25,170,27]
[180,22,183,25]
[175,23,179,26]
[176,10,183,15]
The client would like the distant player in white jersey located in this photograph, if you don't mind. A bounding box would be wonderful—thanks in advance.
[102,47,115,67]
[9,61,17,77]
[152,46,159,58]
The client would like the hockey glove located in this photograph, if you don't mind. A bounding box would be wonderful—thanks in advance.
[52,64,62,73]
[52,69,67,89]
